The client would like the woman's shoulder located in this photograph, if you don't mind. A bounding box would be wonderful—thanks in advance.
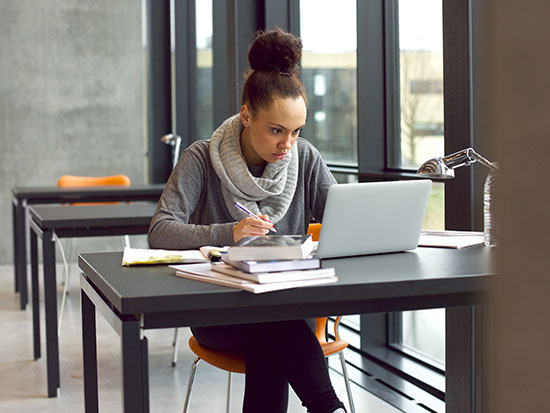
[182,139,211,159]
[296,137,323,161]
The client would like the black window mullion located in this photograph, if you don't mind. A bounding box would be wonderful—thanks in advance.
[443,0,474,230]
[212,0,237,127]
[265,0,299,34]
[384,0,401,169]
[357,0,396,373]
[174,0,197,149]
[146,0,172,183]
[471,0,492,231]
[212,0,264,127]
[357,0,386,176]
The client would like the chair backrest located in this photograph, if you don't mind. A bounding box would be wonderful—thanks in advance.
[307,223,322,242]
[58,174,131,187]
[57,174,131,205]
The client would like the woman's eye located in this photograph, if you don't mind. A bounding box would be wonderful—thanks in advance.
[271,128,282,134]
[293,128,302,135]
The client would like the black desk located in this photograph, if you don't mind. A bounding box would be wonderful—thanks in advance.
[11,184,164,310]
[29,203,157,397]
[79,247,494,413]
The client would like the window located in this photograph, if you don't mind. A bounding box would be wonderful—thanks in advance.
[398,0,444,170]
[396,0,445,369]
[299,0,357,167]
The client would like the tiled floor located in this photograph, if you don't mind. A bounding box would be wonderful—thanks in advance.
[0,263,402,412]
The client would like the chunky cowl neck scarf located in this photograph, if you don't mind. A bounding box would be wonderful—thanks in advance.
[209,114,298,224]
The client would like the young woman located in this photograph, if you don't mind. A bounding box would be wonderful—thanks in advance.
[148,28,346,413]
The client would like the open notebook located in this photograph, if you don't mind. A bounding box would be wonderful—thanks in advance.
[121,246,224,266]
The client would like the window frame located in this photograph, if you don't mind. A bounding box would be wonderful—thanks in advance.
[146,0,484,405]
[356,0,482,402]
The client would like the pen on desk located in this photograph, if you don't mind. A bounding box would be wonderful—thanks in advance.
[234,202,277,233]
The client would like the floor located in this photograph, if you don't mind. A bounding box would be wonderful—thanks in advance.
[0,262,402,412]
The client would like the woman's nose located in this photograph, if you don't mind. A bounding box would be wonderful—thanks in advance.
[279,133,293,149]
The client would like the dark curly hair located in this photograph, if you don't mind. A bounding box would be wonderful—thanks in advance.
[241,27,307,116]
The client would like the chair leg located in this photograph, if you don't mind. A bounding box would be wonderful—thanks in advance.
[183,357,201,413]
[226,372,232,413]
[55,235,70,287]
[172,328,180,367]
[338,352,355,413]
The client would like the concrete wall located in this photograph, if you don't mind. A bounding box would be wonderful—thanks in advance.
[0,0,148,264]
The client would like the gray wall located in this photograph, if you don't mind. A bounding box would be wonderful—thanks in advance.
[485,0,550,411]
[0,0,148,264]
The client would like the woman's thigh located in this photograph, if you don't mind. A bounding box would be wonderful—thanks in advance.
[191,318,316,353]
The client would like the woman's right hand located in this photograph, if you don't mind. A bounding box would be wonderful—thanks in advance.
[233,215,273,242]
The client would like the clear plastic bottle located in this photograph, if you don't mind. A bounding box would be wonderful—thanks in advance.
[483,169,499,247]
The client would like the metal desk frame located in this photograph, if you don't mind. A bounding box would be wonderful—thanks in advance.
[79,248,494,413]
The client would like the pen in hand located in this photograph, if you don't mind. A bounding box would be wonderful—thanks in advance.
[234,202,277,233]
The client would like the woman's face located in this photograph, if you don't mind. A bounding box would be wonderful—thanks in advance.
[240,96,307,166]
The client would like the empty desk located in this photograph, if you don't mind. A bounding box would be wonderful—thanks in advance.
[11,184,164,310]
[29,202,157,397]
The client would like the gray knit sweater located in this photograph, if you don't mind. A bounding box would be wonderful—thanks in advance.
[148,137,336,250]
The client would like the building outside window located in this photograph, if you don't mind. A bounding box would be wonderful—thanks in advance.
[299,0,357,169]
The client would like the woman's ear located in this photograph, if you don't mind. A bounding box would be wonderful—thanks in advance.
[240,104,251,127]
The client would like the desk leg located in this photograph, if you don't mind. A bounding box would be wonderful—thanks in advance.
[15,200,28,309]
[446,306,491,413]
[81,288,99,413]
[42,229,60,397]
[12,200,19,293]
[141,336,149,413]
[30,228,40,360]
[121,319,147,413]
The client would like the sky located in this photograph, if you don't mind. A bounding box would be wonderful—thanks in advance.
[195,0,443,53]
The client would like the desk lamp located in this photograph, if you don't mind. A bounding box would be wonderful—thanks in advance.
[161,133,182,169]
[416,147,499,246]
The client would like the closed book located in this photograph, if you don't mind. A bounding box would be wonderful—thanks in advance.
[211,263,335,284]
[227,234,313,261]
[170,263,337,294]
[221,254,321,273]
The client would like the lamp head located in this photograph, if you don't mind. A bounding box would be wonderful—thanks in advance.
[416,147,497,178]
[416,157,456,179]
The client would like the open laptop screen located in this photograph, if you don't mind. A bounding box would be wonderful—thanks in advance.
[315,180,432,259]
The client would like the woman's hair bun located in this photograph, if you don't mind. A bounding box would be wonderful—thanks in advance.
[248,27,302,73]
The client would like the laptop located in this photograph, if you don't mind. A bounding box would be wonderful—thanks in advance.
[315,180,432,259]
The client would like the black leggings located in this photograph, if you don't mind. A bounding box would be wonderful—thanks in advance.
[191,319,345,413]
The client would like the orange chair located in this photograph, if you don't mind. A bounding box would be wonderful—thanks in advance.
[182,223,355,413]
[58,174,131,204]
[56,174,131,334]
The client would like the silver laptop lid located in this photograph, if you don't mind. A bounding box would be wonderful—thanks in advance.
[316,180,432,259]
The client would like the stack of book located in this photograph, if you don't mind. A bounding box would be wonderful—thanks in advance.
[172,235,337,294]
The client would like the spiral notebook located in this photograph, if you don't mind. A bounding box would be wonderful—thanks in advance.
[418,230,484,249]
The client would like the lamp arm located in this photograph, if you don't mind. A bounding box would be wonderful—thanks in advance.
[470,149,499,171]
[442,148,499,172]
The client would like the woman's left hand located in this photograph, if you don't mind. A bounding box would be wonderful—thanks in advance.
[233,215,273,242]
